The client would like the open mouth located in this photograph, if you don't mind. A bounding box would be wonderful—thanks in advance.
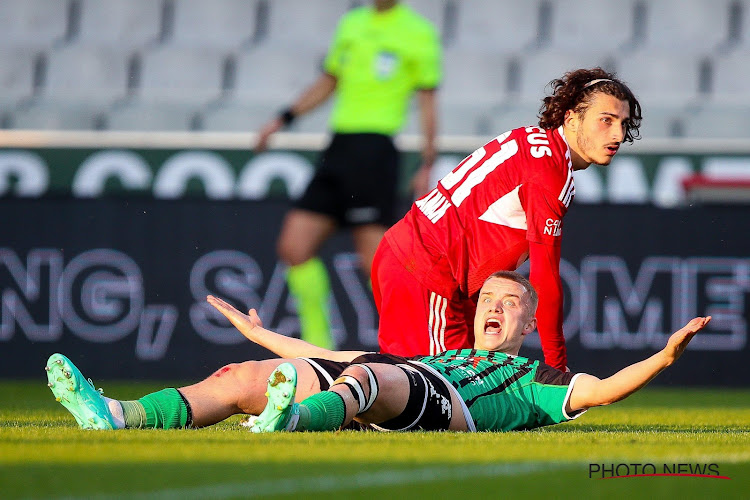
[485,318,502,334]
[605,145,619,155]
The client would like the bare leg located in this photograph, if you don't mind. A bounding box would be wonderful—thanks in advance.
[178,358,321,427]
[276,209,337,266]
[351,223,387,277]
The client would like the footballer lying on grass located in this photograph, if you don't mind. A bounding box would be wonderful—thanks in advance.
[47,271,710,433]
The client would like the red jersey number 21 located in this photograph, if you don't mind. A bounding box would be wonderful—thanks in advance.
[441,135,519,207]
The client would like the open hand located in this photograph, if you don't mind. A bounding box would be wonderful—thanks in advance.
[206,295,263,341]
[663,316,711,364]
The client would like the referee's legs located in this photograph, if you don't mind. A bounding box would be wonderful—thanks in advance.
[277,209,337,349]
[351,223,386,279]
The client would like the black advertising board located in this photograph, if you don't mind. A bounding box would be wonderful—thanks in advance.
[1,199,748,385]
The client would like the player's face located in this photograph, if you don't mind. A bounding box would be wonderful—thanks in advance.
[473,277,536,354]
[567,92,630,168]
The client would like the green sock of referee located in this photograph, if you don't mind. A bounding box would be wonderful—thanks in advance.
[287,257,333,349]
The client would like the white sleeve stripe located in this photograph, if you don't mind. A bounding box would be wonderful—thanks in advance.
[562,372,589,420]
[428,292,437,355]
[429,292,449,355]
[438,295,447,353]
[562,179,575,207]
[558,169,573,205]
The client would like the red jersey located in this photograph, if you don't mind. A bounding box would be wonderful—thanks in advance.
[384,125,573,368]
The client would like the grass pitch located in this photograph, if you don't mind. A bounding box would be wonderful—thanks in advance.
[1,380,749,499]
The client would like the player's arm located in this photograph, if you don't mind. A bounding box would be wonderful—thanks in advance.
[411,88,438,198]
[254,73,337,152]
[566,317,711,412]
[206,295,367,362]
[528,240,567,370]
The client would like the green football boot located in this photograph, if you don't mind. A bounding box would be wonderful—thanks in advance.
[45,353,116,430]
[250,362,299,433]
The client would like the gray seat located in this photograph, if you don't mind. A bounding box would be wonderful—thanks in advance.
[11,102,100,130]
[106,102,197,131]
[517,51,613,102]
[441,49,512,106]
[104,46,226,131]
[616,53,704,108]
[9,46,130,130]
[405,0,448,35]
[201,99,331,133]
[451,0,543,52]
[136,46,226,103]
[638,0,735,54]
[635,100,687,138]
[263,0,351,49]
[0,47,38,110]
[486,103,542,136]
[712,50,750,104]
[548,0,637,54]
[682,105,750,138]
[201,101,280,132]
[402,100,493,136]
[75,0,163,50]
[232,47,321,102]
[0,0,69,49]
[170,0,259,49]
[42,46,130,104]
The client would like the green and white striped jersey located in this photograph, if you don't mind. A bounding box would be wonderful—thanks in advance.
[418,349,586,431]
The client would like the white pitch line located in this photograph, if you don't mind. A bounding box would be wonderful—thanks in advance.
[48,462,575,500]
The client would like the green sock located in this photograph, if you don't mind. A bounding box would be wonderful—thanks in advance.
[122,388,188,429]
[287,258,333,349]
[295,391,346,431]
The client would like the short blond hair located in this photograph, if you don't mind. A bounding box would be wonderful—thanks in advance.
[483,271,538,317]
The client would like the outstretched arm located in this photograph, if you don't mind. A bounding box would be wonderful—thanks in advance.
[528,241,567,370]
[254,73,337,152]
[206,295,367,362]
[567,317,711,413]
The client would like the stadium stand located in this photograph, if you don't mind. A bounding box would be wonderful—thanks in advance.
[449,0,545,52]
[546,0,638,55]
[262,0,351,49]
[0,0,748,138]
[0,0,70,50]
[11,45,130,130]
[74,0,164,51]
[169,0,259,49]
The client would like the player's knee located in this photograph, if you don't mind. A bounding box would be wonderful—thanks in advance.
[333,365,379,415]
[276,241,312,267]
[340,366,371,392]
[230,361,275,413]
[211,363,240,379]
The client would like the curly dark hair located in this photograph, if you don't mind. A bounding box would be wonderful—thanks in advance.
[538,67,642,143]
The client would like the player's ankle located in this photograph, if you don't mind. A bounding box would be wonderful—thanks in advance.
[102,397,126,429]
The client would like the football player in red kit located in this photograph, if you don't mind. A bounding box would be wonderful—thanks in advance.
[373,67,642,370]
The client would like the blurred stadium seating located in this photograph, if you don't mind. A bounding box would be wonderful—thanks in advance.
[1,0,749,137]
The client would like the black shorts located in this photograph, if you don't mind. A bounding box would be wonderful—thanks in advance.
[371,362,453,432]
[301,353,408,390]
[302,354,453,432]
[294,133,400,227]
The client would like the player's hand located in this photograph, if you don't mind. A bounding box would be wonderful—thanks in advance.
[254,117,284,153]
[411,163,433,199]
[662,316,711,365]
[206,295,264,340]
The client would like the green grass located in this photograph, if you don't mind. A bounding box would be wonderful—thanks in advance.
[1,380,749,499]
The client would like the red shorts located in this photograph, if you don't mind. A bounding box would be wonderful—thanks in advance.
[371,239,475,356]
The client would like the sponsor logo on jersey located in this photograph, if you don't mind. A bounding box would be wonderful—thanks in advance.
[544,218,562,236]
